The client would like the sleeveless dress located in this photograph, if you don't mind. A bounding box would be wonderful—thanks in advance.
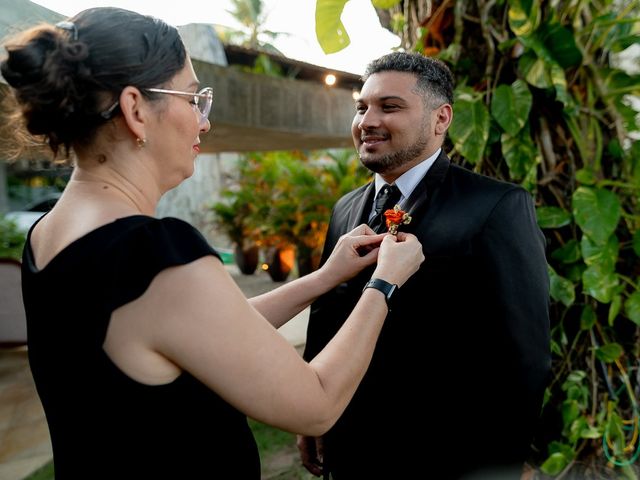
[22,215,260,479]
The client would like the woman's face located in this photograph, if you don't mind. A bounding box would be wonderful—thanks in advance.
[147,58,211,191]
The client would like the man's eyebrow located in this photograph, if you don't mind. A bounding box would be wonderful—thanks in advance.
[378,95,407,102]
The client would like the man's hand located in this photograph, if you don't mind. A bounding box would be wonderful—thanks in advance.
[296,435,324,477]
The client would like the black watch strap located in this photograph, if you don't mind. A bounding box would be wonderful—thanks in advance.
[362,278,398,310]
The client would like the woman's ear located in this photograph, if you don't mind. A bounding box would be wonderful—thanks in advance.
[118,86,147,143]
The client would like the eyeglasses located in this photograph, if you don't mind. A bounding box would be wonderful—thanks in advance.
[100,87,213,126]
[146,87,213,126]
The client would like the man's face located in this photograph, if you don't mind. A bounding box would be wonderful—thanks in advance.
[352,71,434,176]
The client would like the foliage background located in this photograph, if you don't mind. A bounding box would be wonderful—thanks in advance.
[315,0,640,478]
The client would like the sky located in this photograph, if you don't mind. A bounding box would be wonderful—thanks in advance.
[31,0,400,75]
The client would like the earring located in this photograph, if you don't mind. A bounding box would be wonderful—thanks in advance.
[136,137,147,148]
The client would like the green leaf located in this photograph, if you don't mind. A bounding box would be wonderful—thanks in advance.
[580,234,619,271]
[491,80,533,135]
[582,264,619,304]
[549,61,571,108]
[315,0,351,54]
[449,96,490,164]
[565,370,586,384]
[536,206,572,228]
[572,187,621,246]
[595,342,623,363]
[562,400,580,429]
[501,129,538,180]
[575,168,597,185]
[538,22,582,68]
[579,421,601,440]
[633,230,640,257]
[580,305,596,330]
[540,452,569,476]
[371,0,401,7]
[519,51,552,89]
[565,263,586,283]
[507,0,541,37]
[551,240,581,263]
[624,291,640,326]
[547,441,575,460]
[549,265,575,307]
[609,294,622,326]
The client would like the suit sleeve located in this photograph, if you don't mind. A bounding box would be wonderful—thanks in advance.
[479,187,551,461]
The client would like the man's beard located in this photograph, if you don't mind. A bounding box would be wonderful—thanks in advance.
[358,134,429,174]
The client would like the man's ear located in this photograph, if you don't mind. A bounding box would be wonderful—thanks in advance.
[434,104,453,135]
[118,86,147,143]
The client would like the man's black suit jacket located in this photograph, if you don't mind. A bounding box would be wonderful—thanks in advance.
[303,152,551,479]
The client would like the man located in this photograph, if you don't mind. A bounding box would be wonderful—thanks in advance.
[298,52,550,479]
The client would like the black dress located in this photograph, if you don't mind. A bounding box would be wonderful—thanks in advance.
[22,215,260,479]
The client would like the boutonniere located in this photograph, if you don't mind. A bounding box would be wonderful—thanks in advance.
[384,205,412,235]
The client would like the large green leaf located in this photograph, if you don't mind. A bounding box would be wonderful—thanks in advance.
[536,206,572,228]
[501,128,538,180]
[624,291,640,326]
[537,22,582,68]
[580,234,619,271]
[315,0,351,54]
[549,266,575,307]
[595,342,623,363]
[519,51,552,89]
[540,452,570,476]
[582,264,619,303]
[507,0,541,37]
[517,21,573,106]
[449,94,490,165]
[491,80,533,135]
[572,187,621,246]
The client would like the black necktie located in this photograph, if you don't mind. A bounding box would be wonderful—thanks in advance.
[369,184,401,233]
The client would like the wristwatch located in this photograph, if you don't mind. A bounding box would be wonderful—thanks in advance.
[362,278,398,310]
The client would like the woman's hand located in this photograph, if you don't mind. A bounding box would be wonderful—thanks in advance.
[319,224,385,286]
[372,232,424,287]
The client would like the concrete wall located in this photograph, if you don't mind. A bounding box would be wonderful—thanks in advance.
[193,61,355,153]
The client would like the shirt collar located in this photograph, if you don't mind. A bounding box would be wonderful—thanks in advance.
[373,147,441,204]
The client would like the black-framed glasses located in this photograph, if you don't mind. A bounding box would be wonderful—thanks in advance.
[146,87,213,126]
[100,87,213,126]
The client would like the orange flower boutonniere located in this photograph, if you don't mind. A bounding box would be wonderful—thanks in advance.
[383,205,412,235]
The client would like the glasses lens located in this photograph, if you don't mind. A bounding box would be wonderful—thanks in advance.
[198,88,213,122]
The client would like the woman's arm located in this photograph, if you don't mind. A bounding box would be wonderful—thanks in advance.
[249,226,385,328]
[104,232,423,437]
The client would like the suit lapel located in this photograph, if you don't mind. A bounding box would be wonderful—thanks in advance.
[347,182,376,231]
[402,151,450,229]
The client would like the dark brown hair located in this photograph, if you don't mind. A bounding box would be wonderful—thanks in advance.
[0,7,187,157]
[363,51,454,108]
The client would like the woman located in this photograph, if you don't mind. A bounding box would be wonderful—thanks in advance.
[1,7,424,478]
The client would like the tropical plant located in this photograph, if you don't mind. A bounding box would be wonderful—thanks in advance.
[317,1,640,478]
[215,0,284,54]
[211,149,370,276]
